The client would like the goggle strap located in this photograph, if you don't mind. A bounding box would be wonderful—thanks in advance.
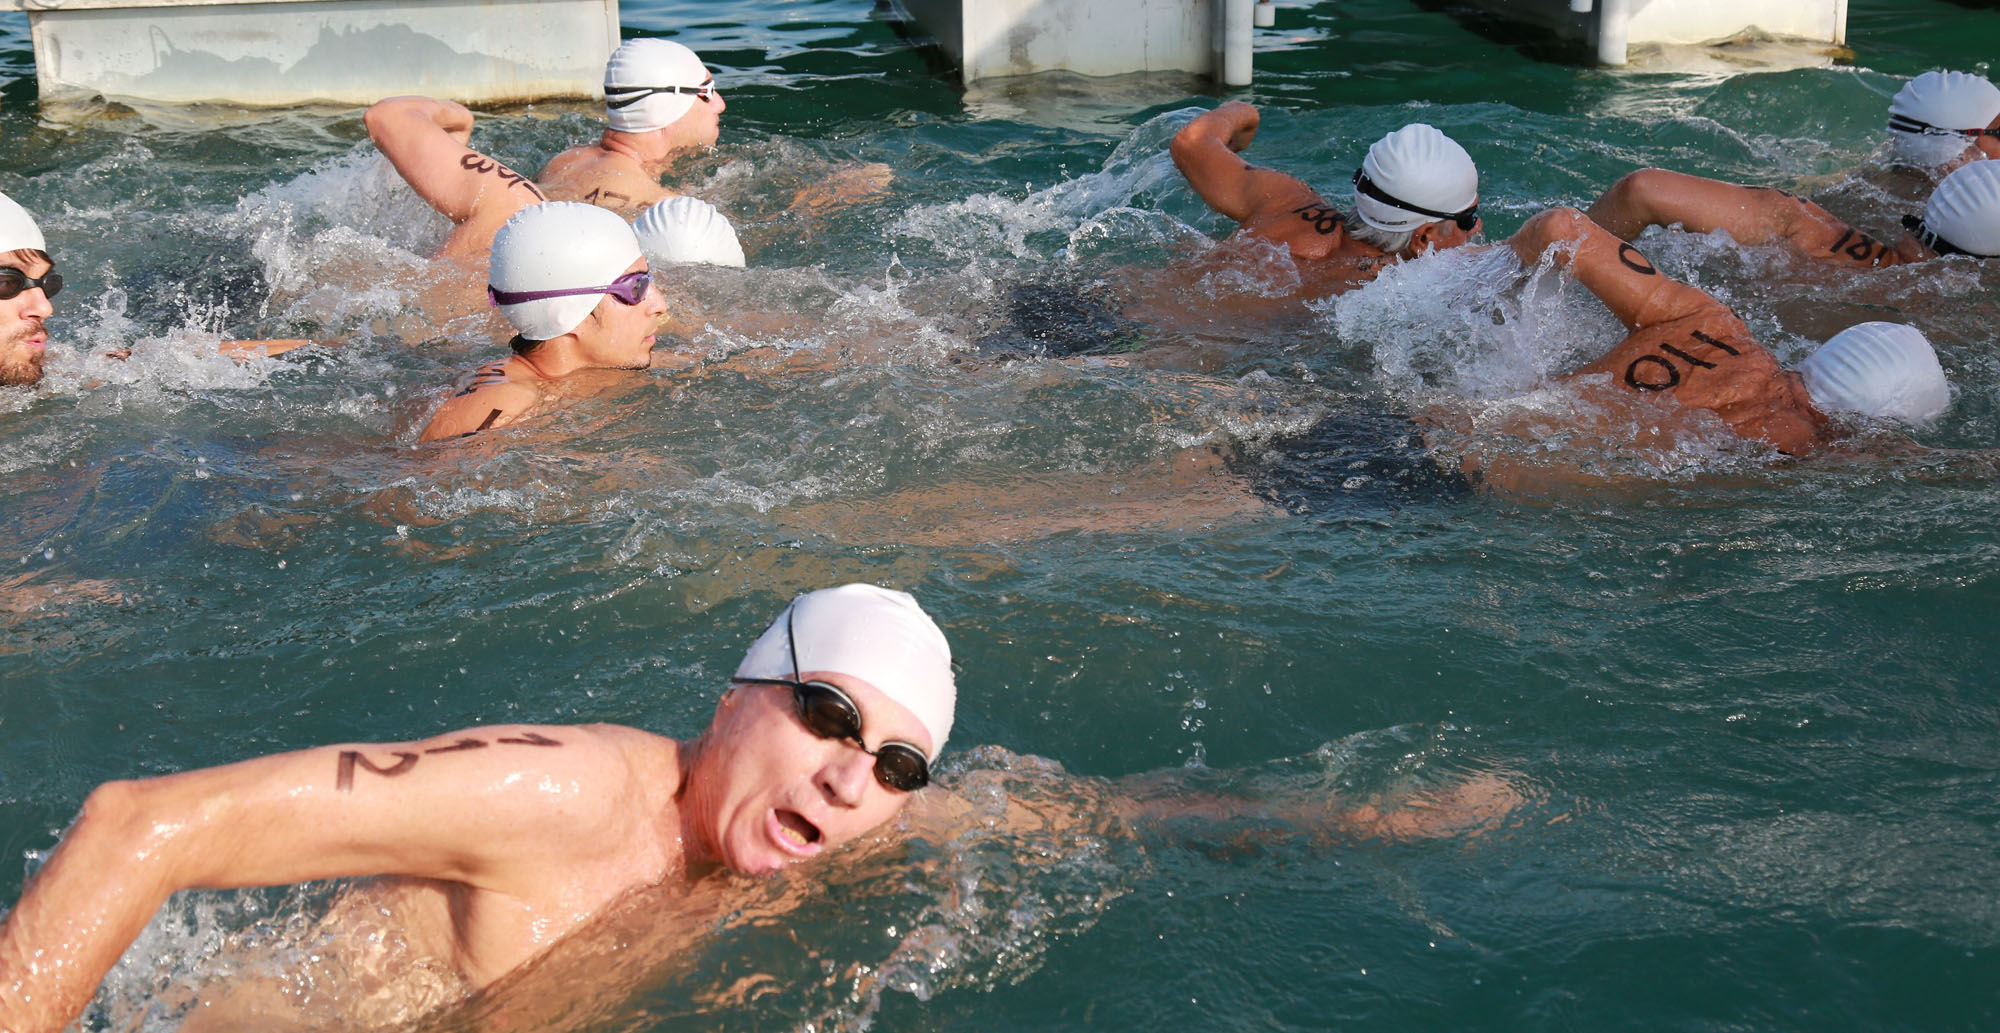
[1351,169,1478,229]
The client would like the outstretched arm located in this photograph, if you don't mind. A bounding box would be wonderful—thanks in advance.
[1509,206,1731,331]
[1586,169,1897,267]
[1170,101,1321,225]
[363,96,545,228]
[0,724,631,1033]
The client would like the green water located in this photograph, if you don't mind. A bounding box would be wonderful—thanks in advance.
[1,0,1997,1029]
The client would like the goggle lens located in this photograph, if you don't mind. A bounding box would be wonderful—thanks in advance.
[0,267,63,300]
[792,680,931,792]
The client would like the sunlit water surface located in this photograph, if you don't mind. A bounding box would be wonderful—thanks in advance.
[1,0,1997,1030]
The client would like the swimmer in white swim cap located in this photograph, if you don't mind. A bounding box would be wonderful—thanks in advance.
[1506,206,1962,457]
[1585,70,2000,274]
[537,38,726,214]
[418,202,668,441]
[0,190,58,388]
[635,195,748,268]
[1589,151,2000,272]
[1888,70,2000,171]
[0,584,974,1030]
[1169,101,1481,295]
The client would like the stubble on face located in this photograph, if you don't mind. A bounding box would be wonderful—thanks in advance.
[0,323,48,386]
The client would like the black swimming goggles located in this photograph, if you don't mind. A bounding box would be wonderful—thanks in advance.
[1900,213,1990,257]
[731,606,932,792]
[487,270,652,308]
[1887,113,2000,139]
[1352,169,1479,231]
[0,266,62,301]
[604,78,716,110]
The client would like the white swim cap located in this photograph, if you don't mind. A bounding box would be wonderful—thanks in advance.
[1888,70,2000,168]
[488,202,644,341]
[635,196,746,267]
[1914,159,2000,256]
[735,584,956,760]
[604,39,710,134]
[0,191,47,255]
[1798,322,1951,426]
[1352,124,1479,233]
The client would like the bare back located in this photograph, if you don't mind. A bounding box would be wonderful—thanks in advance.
[1570,310,1828,455]
[537,141,675,213]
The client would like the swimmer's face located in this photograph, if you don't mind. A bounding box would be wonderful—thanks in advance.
[685,674,931,876]
[666,74,725,150]
[575,258,667,370]
[0,250,55,388]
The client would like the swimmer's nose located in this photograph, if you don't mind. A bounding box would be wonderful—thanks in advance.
[23,287,53,319]
[817,746,872,808]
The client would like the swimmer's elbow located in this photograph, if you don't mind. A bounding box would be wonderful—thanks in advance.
[70,780,192,893]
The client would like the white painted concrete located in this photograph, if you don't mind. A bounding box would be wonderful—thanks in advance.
[0,0,619,106]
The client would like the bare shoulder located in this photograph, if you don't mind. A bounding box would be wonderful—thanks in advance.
[420,366,544,441]
[537,148,670,212]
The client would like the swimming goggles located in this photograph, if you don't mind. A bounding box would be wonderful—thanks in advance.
[1901,213,1986,257]
[487,270,652,307]
[1887,114,2000,138]
[731,606,932,792]
[0,266,63,300]
[1352,169,1479,231]
[604,78,716,110]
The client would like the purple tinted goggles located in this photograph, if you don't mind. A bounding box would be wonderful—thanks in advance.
[488,270,652,308]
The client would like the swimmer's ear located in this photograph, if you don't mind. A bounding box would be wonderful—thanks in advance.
[1409,219,1472,256]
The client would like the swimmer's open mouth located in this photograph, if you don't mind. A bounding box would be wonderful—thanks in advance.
[776,809,822,846]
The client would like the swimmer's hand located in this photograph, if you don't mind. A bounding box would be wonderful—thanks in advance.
[790,162,894,214]
[102,348,131,362]
[220,338,328,359]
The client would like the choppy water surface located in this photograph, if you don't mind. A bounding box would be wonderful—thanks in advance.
[2,0,1997,1029]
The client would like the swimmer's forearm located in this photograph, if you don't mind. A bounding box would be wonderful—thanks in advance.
[0,782,192,1033]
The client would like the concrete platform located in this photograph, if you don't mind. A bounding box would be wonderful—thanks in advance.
[2,0,620,107]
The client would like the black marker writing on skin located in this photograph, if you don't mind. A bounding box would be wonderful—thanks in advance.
[1827,228,1885,266]
[1624,328,1745,392]
[336,750,418,791]
[1617,243,1657,275]
[335,733,565,791]
[459,153,547,200]
[582,187,636,209]
[1290,202,1342,236]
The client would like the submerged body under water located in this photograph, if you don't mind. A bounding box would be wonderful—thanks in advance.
[2,0,1998,1030]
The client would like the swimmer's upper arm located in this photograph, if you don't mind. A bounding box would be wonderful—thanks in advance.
[0,725,638,1033]
[365,95,544,225]
[1171,102,1316,224]
[1513,207,1733,330]
[419,379,541,442]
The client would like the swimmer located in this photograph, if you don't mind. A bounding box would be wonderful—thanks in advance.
[1499,207,1951,459]
[1587,158,2000,271]
[0,584,1519,1031]
[0,192,55,388]
[0,190,318,380]
[419,202,669,441]
[536,39,892,221]
[1170,102,1481,293]
[1586,73,2000,270]
[535,39,727,213]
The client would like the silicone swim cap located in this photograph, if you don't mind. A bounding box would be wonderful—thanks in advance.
[1887,71,2000,168]
[0,191,46,255]
[488,202,644,341]
[1797,322,1951,426]
[635,196,746,267]
[735,584,956,760]
[1914,159,2000,256]
[1352,124,1479,233]
[604,39,710,134]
